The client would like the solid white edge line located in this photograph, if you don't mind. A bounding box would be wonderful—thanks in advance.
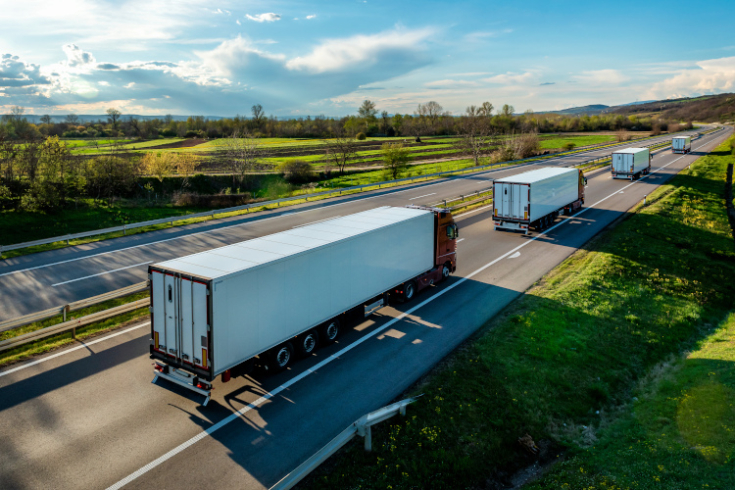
[105,135,722,490]
[2,132,693,279]
[0,322,150,379]
[52,261,153,287]
[408,192,437,200]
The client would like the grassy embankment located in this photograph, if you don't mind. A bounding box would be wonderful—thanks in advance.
[301,140,735,489]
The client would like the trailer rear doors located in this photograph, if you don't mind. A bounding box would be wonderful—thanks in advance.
[494,182,529,221]
[150,269,210,373]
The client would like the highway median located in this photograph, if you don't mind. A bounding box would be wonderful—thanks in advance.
[299,136,735,488]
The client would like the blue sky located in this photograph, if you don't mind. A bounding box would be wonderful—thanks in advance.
[0,0,733,117]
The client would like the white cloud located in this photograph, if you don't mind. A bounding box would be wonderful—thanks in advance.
[644,56,735,99]
[482,72,534,84]
[286,27,433,73]
[464,29,513,42]
[424,79,479,88]
[245,13,281,23]
[236,19,241,25]
[306,14,317,20]
[124,82,136,88]
[572,69,629,85]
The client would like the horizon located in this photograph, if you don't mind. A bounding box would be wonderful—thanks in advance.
[1,0,733,117]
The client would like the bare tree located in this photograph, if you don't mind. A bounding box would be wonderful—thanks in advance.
[323,125,357,175]
[478,101,494,118]
[106,108,122,131]
[415,101,447,134]
[455,106,496,166]
[65,114,79,125]
[224,130,262,187]
[403,117,427,142]
[251,104,265,128]
[40,114,52,125]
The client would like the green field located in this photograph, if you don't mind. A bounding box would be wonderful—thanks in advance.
[302,139,735,489]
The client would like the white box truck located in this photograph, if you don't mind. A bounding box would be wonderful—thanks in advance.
[149,206,459,404]
[493,167,586,233]
[672,136,692,154]
[611,148,651,180]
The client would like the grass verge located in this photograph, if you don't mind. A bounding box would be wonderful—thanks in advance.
[0,291,149,368]
[300,138,735,489]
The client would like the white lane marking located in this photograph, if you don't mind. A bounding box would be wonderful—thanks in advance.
[508,252,521,259]
[106,141,719,490]
[0,322,150,379]
[456,238,465,243]
[52,261,152,287]
[408,193,437,200]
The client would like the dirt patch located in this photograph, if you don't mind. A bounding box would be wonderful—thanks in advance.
[146,138,207,150]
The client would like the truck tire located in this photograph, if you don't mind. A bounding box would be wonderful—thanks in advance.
[296,329,319,356]
[403,281,417,302]
[441,263,451,281]
[266,342,294,372]
[321,319,341,344]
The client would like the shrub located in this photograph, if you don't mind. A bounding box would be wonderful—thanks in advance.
[281,160,313,184]
[563,142,576,151]
[173,192,252,208]
[513,132,540,158]
[356,132,366,140]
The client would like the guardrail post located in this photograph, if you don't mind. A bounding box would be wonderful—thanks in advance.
[71,326,76,339]
[123,224,127,236]
[63,305,69,322]
[0,245,3,259]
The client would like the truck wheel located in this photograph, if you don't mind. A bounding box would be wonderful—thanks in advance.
[441,263,451,281]
[296,329,319,356]
[321,319,341,344]
[267,342,294,372]
[403,281,417,302]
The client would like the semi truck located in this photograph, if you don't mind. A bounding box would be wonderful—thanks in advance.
[611,147,651,180]
[493,167,586,233]
[672,136,692,154]
[148,206,458,405]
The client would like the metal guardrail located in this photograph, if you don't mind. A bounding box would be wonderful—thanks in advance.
[0,281,148,333]
[271,395,422,490]
[0,298,149,353]
[0,130,702,257]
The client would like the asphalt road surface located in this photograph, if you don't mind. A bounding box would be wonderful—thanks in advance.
[0,127,729,490]
[0,130,709,321]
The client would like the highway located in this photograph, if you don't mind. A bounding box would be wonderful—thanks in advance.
[0,130,707,321]
[0,128,729,490]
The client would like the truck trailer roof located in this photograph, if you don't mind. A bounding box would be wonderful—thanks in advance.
[493,166,577,185]
[612,147,649,154]
[153,206,430,280]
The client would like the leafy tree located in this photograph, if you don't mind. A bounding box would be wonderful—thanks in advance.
[456,106,496,166]
[358,100,378,119]
[382,142,411,180]
[142,152,174,187]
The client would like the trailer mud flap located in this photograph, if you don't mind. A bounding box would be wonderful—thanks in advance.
[152,365,212,406]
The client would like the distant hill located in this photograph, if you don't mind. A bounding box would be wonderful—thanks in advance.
[541,105,609,116]
[607,93,735,122]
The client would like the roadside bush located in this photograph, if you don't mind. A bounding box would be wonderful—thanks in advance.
[513,132,540,158]
[490,145,516,164]
[356,132,366,140]
[20,182,62,212]
[616,130,630,142]
[281,160,313,184]
[563,142,576,151]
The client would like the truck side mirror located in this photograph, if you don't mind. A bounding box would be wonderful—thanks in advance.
[584,177,588,186]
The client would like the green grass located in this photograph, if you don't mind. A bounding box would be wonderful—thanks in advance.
[0,291,149,367]
[540,134,616,149]
[302,139,735,489]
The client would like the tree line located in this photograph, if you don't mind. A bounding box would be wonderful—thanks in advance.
[0,99,686,142]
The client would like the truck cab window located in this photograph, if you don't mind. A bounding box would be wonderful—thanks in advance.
[446,224,459,240]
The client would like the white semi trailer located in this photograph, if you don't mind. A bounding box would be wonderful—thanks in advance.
[493,167,586,233]
[149,206,459,404]
[611,148,651,180]
[672,136,692,154]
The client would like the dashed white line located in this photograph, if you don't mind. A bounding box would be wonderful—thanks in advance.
[408,193,437,200]
[52,261,152,287]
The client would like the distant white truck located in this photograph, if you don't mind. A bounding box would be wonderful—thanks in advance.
[493,167,586,233]
[611,148,651,180]
[672,136,692,154]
